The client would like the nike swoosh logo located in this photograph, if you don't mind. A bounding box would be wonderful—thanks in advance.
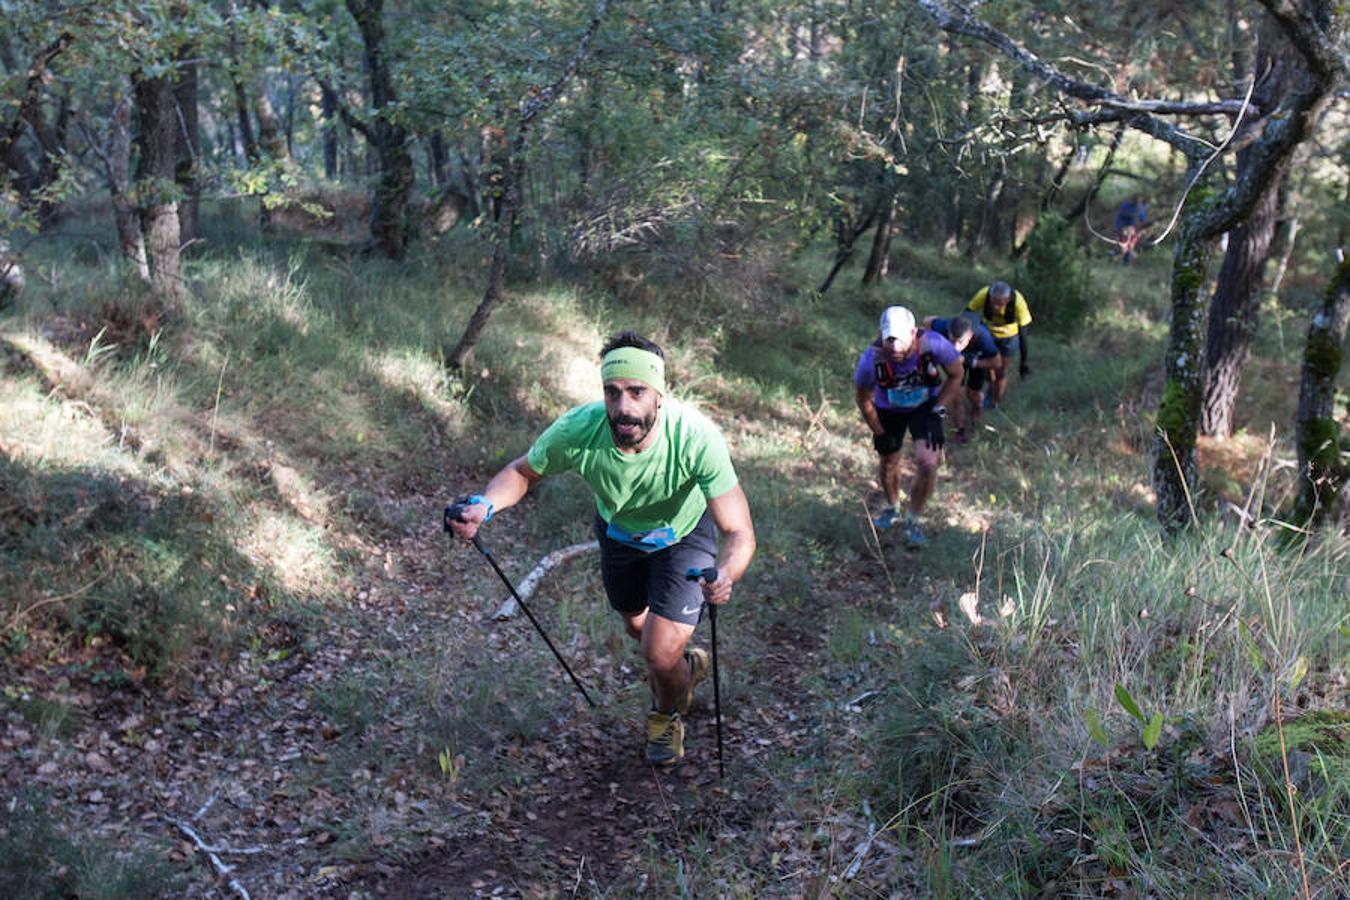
[680,604,702,616]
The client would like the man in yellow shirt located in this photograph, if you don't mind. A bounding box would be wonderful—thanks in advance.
[966,281,1032,408]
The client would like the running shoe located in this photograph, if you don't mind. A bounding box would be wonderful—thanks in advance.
[873,507,902,530]
[903,516,928,547]
[678,647,709,715]
[646,710,684,767]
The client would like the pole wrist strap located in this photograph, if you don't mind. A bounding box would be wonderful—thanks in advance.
[464,494,494,522]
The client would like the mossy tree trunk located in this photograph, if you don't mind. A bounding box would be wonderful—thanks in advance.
[1151,216,1214,533]
[1291,258,1350,530]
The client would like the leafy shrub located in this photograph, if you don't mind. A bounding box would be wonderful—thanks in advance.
[1015,212,1091,337]
[0,790,180,899]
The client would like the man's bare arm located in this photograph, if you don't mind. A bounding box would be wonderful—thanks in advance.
[702,484,756,605]
[447,455,542,540]
[855,385,884,435]
[937,359,965,409]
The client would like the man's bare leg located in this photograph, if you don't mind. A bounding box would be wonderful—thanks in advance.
[990,359,1011,405]
[636,613,695,712]
[906,441,940,517]
[879,450,903,509]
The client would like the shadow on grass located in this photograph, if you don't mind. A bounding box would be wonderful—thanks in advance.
[0,453,291,677]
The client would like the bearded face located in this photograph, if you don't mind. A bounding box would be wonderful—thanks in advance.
[603,378,660,449]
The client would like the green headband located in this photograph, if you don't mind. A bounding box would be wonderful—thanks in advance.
[601,346,665,394]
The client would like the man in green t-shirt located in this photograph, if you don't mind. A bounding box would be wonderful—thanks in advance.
[447,332,756,768]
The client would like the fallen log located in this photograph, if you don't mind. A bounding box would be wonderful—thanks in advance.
[493,540,598,619]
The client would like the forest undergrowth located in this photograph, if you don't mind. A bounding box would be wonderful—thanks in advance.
[1,204,1346,898]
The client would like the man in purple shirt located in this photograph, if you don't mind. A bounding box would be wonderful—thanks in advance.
[854,306,965,546]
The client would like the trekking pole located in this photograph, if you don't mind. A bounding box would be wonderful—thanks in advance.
[445,504,597,708]
[686,566,725,778]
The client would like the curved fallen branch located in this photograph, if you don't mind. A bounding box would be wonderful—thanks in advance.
[493,540,598,620]
[165,816,252,900]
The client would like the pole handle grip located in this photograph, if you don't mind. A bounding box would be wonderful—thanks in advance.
[685,566,718,583]
[443,502,469,532]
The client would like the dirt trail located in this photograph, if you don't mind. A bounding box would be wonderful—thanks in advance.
[356,500,842,897]
[4,472,886,898]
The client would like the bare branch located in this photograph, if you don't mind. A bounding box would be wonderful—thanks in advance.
[165,817,252,900]
[519,0,613,128]
[0,32,76,163]
[914,0,1225,158]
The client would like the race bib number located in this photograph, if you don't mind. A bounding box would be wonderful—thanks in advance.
[606,521,678,553]
[886,386,929,408]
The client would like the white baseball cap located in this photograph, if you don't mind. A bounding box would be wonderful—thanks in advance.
[879,306,916,341]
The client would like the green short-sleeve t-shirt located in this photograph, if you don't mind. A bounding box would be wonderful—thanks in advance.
[526,399,738,541]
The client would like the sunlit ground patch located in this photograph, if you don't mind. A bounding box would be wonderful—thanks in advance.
[239,508,336,597]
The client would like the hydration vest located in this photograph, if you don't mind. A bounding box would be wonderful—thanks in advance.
[872,332,942,390]
[981,290,1019,329]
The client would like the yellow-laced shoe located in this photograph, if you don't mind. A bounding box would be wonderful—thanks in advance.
[645,709,684,767]
[678,647,710,715]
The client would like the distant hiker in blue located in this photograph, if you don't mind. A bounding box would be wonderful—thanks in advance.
[854,306,965,547]
[1114,195,1147,265]
[923,313,998,442]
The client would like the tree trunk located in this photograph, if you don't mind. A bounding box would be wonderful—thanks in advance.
[445,0,612,369]
[861,193,897,285]
[134,72,185,304]
[1268,214,1299,296]
[1151,220,1212,533]
[818,202,878,294]
[1291,258,1350,530]
[941,187,963,256]
[346,0,415,259]
[231,71,258,163]
[320,81,339,179]
[428,131,449,186]
[969,157,1006,257]
[1199,37,1292,438]
[0,30,74,227]
[1065,122,1124,223]
[109,94,148,280]
[22,93,71,228]
[174,45,200,245]
[446,153,525,368]
[1198,177,1282,436]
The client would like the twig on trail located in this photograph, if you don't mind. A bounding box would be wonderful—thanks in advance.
[845,689,881,708]
[493,540,598,619]
[843,823,878,879]
[861,501,896,595]
[208,350,230,459]
[193,792,218,822]
[7,571,108,630]
[648,764,683,847]
[165,816,253,899]
[570,855,587,898]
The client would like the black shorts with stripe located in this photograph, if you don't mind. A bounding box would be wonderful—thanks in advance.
[594,511,717,626]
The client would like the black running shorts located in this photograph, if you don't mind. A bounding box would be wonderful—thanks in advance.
[595,511,717,626]
[877,402,944,451]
